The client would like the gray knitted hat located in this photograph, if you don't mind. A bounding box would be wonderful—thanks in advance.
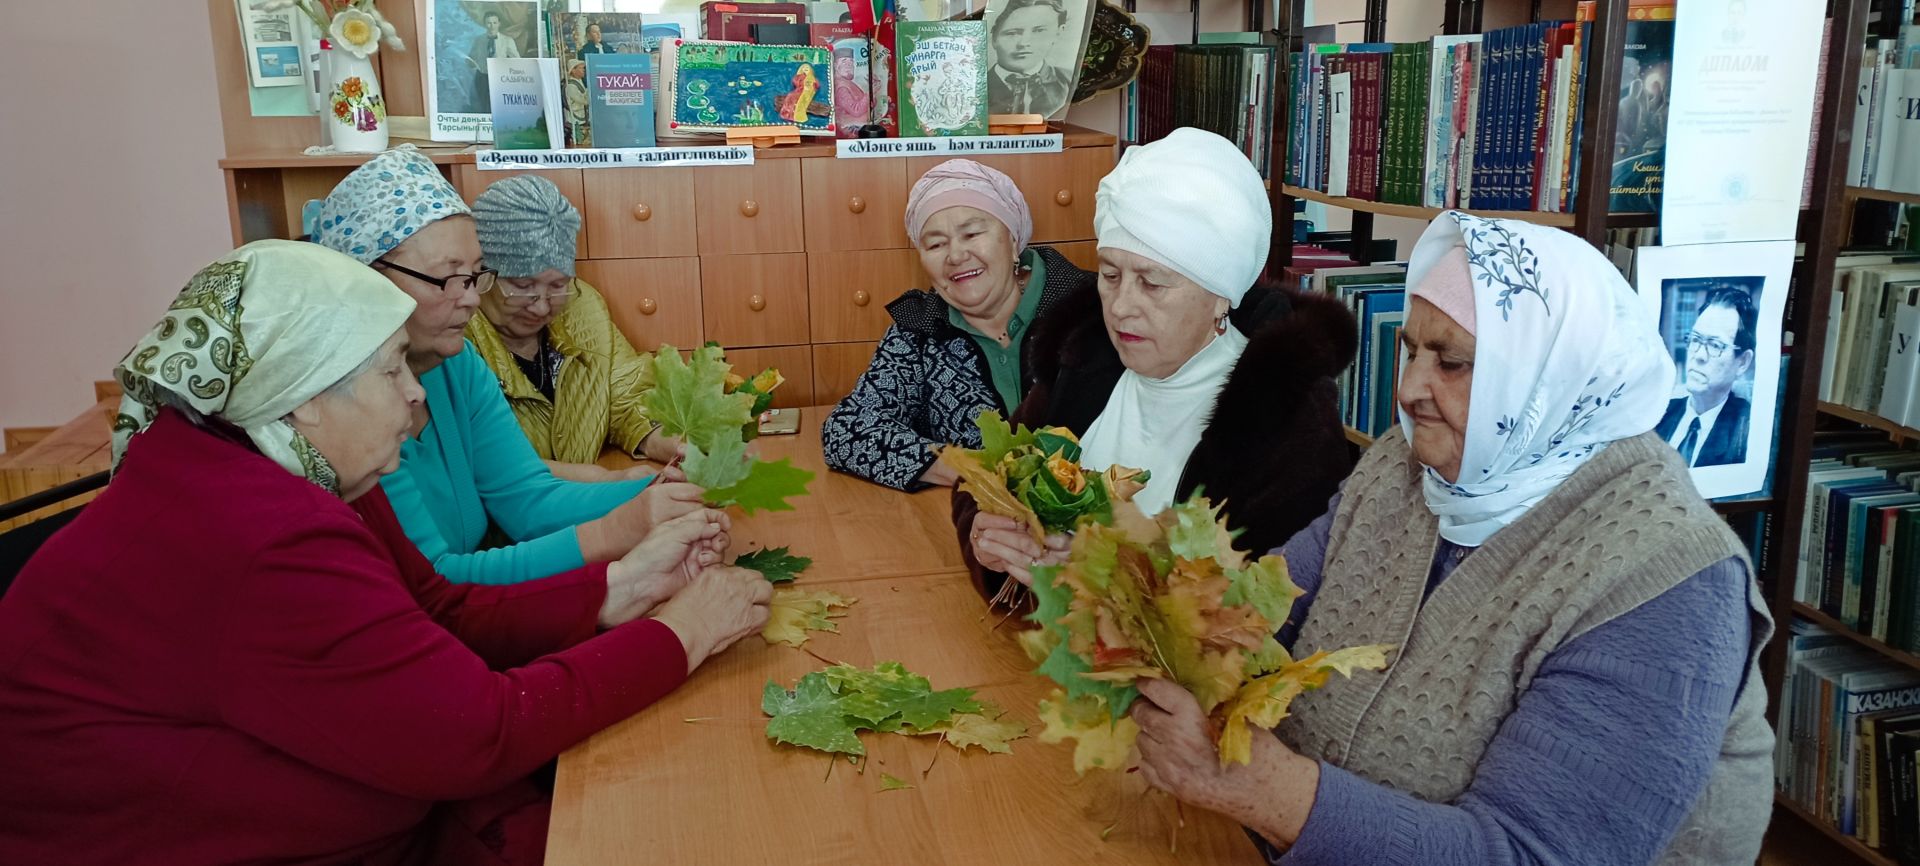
[472,175,582,278]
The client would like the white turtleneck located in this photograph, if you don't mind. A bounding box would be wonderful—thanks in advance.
[1079,324,1249,515]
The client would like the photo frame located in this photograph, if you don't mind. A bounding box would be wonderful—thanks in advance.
[982,0,1093,120]
[1634,240,1794,500]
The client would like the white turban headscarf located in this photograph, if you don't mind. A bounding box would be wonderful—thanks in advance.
[110,240,418,495]
[1093,127,1272,307]
[1404,212,1675,546]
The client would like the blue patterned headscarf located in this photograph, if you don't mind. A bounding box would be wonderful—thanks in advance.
[311,144,472,264]
[1401,212,1675,547]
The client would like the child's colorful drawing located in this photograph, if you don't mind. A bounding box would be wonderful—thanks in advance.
[671,43,836,135]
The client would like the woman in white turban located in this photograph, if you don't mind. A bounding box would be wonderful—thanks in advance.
[952,128,1357,606]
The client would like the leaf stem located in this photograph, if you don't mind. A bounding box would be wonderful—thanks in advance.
[922,729,948,778]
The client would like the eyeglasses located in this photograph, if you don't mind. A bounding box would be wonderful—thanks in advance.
[1684,331,1737,361]
[497,278,576,305]
[374,258,498,295]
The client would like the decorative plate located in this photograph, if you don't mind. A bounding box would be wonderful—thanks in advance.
[1072,1,1150,104]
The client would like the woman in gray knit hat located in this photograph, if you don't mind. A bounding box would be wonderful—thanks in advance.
[468,174,682,475]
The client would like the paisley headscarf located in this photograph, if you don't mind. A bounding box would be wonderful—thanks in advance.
[1402,212,1676,547]
[110,240,417,494]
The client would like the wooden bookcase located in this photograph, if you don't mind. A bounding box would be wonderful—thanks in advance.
[204,1,1117,410]
[1267,1,1909,863]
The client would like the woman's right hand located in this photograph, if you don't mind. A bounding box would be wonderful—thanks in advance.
[651,566,773,674]
[598,509,728,629]
[578,481,708,562]
[969,514,1068,587]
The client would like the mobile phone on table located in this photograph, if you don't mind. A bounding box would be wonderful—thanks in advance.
[757,408,800,435]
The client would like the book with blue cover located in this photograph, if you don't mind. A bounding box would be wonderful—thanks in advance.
[488,58,563,150]
[586,53,657,148]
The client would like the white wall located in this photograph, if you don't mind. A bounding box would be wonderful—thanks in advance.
[0,1,233,438]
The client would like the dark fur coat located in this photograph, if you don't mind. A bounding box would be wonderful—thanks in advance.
[953,280,1360,601]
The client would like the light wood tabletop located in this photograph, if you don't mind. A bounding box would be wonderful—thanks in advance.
[558,408,1265,865]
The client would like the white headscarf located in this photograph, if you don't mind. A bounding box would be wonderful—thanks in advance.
[1094,127,1271,308]
[1404,212,1675,547]
[111,240,417,494]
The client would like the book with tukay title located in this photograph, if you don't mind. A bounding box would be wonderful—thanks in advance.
[488,58,563,150]
[586,53,657,148]
[896,20,989,137]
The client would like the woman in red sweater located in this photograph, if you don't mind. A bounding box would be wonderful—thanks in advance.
[0,241,770,865]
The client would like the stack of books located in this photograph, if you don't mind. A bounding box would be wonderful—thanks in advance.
[1778,622,1920,857]
[1795,434,1920,641]
[1850,30,1920,195]
[1818,254,1920,429]
[1285,264,1409,439]
[1134,39,1281,177]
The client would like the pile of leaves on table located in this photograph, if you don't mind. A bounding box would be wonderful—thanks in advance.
[763,661,1025,758]
[639,344,811,513]
[1023,495,1393,772]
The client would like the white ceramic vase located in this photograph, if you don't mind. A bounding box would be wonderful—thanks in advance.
[325,47,389,153]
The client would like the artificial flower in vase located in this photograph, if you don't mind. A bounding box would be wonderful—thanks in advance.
[255,0,404,153]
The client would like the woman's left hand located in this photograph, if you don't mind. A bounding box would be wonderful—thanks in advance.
[1131,678,1321,850]
[623,463,687,483]
[642,431,686,465]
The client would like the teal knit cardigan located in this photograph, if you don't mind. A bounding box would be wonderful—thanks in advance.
[381,343,650,585]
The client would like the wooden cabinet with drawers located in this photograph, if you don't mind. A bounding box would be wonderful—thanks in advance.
[221,127,1116,408]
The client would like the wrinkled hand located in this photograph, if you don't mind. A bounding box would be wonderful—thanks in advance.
[1131,678,1319,850]
[969,514,1068,587]
[598,509,729,629]
[642,431,686,465]
[620,463,687,483]
[579,480,707,562]
[652,565,773,674]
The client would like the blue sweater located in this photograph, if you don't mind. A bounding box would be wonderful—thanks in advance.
[1257,494,1754,866]
[382,344,650,585]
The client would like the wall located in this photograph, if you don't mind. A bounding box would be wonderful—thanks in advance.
[0,1,233,439]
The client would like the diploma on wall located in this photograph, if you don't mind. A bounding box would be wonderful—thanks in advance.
[1659,0,1824,247]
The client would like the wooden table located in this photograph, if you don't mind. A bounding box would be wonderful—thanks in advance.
[554,408,1263,865]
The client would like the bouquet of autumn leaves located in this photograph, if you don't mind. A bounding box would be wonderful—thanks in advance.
[639,344,811,512]
[938,411,1150,542]
[1023,496,1393,772]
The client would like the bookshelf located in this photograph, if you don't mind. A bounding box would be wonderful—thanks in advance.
[1282,184,1578,227]
[1818,402,1920,446]
[1342,425,1375,447]
[1848,187,1920,208]
[1776,794,1901,866]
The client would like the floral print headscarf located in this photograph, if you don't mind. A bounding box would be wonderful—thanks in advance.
[1401,212,1676,546]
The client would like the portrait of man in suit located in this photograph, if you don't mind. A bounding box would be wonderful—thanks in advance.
[472,10,522,61]
[1655,285,1757,468]
[987,0,1076,118]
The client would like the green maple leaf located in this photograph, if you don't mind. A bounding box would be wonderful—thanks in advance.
[877,687,983,733]
[1222,554,1301,627]
[733,546,812,583]
[640,344,754,454]
[1166,496,1229,562]
[878,773,916,791]
[975,410,1036,464]
[703,457,814,513]
[683,436,752,490]
[763,674,865,755]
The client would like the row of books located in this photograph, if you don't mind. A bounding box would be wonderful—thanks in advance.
[1819,254,1920,429]
[1794,434,1920,646]
[1135,41,1282,178]
[1778,622,1920,858]
[1850,32,1920,196]
[1277,263,1410,439]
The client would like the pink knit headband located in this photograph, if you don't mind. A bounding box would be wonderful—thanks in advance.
[905,159,1033,253]
[1410,245,1477,336]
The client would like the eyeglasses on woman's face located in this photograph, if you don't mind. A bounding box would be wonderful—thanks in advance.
[1683,331,1736,361]
[373,258,498,295]
[497,276,575,306]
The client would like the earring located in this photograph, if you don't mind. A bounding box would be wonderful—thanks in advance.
[1215,313,1229,336]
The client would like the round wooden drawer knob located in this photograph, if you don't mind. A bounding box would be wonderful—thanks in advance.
[740,200,760,218]
[639,298,658,315]
[848,195,867,214]
[632,203,652,221]
[1054,189,1073,207]
[853,290,871,307]
[748,294,767,312]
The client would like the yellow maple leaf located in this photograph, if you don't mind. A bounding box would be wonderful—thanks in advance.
[1214,644,1394,766]
[1037,689,1139,774]
[938,446,1046,543]
[761,588,855,648]
[920,708,1029,754]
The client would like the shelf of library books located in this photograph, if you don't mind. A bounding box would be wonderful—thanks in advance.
[1820,401,1920,446]
[1847,187,1920,208]
[1281,184,1580,228]
[1793,603,1920,679]
[1775,793,1899,866]
[1342,426,1375,448]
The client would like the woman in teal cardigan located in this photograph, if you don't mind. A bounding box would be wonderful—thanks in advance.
[312,146,716,584]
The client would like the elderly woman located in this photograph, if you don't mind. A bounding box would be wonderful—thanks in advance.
[822,159,1092,490]
[1127,213,1771,865]
[955,128,1354,602]
[313,146,700,586]
[0,241,770,864]
[467,175,680,476]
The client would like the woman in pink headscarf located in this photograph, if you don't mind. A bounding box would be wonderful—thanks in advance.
[822,158,1094,491]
